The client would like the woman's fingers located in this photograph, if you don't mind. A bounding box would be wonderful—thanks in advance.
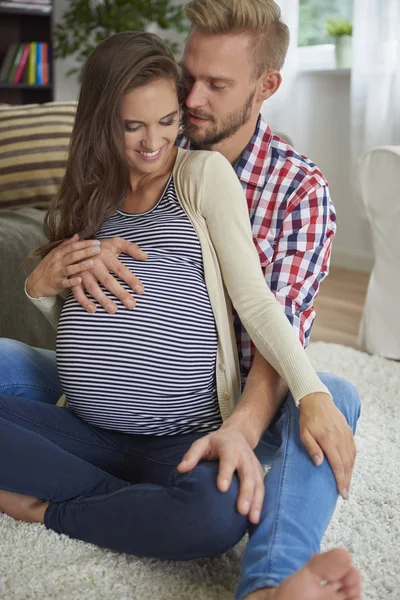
[63,245,101,271]
[60,239,100,258]
[61,277,82,288]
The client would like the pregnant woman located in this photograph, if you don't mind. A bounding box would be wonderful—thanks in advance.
[0,32,360,600]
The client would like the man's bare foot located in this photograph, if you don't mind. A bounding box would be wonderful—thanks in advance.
[0,489,48,524]
[245,549,362,600]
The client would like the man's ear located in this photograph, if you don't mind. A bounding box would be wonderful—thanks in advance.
[256,70,282,102]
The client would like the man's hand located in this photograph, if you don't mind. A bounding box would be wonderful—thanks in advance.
[299,393,356,500]
[177,426,265,525]
[70,237,148,313]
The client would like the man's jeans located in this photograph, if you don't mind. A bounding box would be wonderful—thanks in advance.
[0,339,361,599]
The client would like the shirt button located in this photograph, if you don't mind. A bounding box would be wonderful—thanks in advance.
[223,392,230,401]
[219,363,226,372]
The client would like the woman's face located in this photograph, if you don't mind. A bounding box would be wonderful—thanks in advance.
[121,77,180,176]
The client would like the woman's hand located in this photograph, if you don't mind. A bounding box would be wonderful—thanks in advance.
[26,234,101,298]
[299,392,356,500]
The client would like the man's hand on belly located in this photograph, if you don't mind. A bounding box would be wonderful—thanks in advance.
[177,427,265,525]
[69,237,148,314]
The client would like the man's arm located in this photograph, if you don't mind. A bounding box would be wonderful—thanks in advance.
[220,350,286,449]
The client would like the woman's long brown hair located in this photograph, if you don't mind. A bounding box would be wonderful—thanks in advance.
[35,31,180,258]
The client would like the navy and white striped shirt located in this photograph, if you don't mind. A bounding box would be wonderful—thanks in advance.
[57,177,222,436]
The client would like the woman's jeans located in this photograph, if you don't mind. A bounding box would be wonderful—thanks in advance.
[0,339,361,599]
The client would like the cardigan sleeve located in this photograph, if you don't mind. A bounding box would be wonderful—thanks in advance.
[25,280,63,331]
[199,152,330,404]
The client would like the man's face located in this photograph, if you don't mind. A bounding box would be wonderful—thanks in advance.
[181,29,259,148]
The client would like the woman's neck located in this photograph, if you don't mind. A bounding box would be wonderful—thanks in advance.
[123,147,178,214]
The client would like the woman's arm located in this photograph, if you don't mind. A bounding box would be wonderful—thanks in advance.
[200,152,330,404]
[25,234,99,329]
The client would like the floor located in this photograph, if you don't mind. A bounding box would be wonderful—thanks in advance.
[312,267,370,348]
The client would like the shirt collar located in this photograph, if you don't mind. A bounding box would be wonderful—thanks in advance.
[233,115,273,189]
[178,114,273,189]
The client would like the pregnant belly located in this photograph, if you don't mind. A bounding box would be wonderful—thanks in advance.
[56,267,218,409]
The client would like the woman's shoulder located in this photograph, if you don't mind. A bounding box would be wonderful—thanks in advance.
[175,147,231,176]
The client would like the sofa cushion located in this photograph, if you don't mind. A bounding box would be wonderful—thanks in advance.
[0,102,76,210]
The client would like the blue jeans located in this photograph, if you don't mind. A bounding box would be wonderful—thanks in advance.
[0,339,361,598]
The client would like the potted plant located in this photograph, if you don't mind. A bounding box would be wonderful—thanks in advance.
[54,0,187,78]
[326,18,353,69]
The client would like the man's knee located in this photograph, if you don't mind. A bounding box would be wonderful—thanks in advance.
[317,372,361,432]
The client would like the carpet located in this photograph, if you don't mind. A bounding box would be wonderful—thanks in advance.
[0,342,399,600]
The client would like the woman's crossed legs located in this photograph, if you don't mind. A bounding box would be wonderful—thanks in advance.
[0,393,248,559]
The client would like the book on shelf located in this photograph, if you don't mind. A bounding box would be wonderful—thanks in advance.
[13,43,30,83]
[0,41,50,85]
[0,1,52,12]
[0,43,18,82]
[28,41,37,84]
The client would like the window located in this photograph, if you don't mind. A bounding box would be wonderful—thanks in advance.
[299,0,353,47]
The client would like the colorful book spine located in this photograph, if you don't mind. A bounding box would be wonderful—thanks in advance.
[0,42,18,82]
[13,43,31,84]
[36,42,42,85]
[7,43,24,83]
[28,41,37,84]
[42,42,48,84]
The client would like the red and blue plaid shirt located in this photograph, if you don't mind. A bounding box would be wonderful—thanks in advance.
[179,115,336,379]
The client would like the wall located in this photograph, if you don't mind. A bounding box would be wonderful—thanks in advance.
[53,0,80,102]
[264,70,373,273]
[54,1,373,272]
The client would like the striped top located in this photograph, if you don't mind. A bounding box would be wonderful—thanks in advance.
[56,177,222,436]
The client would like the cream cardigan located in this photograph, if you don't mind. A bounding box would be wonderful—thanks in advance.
[27,148,330,420]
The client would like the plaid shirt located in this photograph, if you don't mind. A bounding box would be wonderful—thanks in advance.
[179,115,336,379]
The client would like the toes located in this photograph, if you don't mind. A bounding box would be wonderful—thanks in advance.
[342,568,362,600]
[339,566,362,600]
[308,549,353,584]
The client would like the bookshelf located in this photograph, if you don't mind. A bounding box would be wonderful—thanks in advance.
[0,2,54,105]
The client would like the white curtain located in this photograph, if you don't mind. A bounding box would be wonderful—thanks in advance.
[351,0,400,162]
[261,0,299,136]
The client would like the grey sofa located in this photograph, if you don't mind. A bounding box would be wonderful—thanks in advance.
[0,208,56,349]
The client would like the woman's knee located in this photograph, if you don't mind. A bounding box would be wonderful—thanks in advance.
[0,338,61,403]
[180,463,248,555]
[318,372,361,432]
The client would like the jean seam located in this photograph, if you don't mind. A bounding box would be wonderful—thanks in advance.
[0,383,60,394]
[265,401,293,578]
[51,470,196,510]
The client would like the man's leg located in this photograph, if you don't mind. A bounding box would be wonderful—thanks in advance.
[0,338,61,404]
[0,394,247,559]
[235,373,361,600]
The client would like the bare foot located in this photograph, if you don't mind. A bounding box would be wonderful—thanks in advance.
[0,489,48,524]
[245,549,362,600]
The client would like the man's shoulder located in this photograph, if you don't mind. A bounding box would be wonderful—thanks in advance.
[241,118,329,200]
[268,133,328,190]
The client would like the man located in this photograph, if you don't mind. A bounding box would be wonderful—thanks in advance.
[0,1,361,599]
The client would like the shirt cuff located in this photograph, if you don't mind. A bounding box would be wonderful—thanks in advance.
[24,280,59,312]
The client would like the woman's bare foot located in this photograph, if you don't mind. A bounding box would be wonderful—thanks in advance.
[0,489,48,524]
[246,549,362,600]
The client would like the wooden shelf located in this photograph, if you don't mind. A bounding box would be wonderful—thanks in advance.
[0,5,51,17]
[0,0,54,104]
[0,83,52,89]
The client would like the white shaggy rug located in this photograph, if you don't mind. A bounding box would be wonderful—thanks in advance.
[0,342,399,600]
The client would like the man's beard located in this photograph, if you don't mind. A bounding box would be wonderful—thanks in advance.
[183,90,255,149]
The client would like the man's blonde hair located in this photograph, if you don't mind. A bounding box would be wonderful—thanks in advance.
[185,0,290,77]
